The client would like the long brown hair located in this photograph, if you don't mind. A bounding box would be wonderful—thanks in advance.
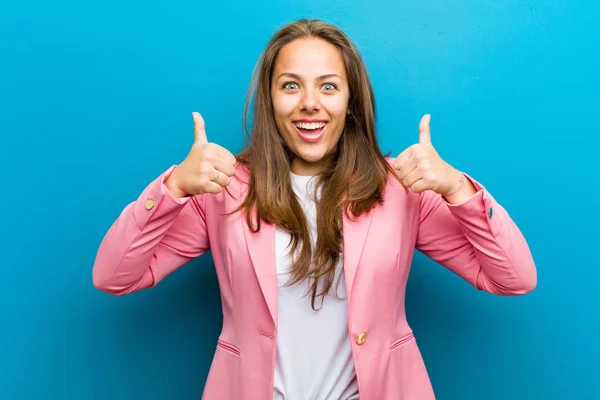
[234,19,400,310]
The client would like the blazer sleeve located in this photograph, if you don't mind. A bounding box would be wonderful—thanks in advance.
[415,174,537,295]
[92,165,210,295]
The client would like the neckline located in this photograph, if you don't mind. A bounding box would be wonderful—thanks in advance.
[290,172,315,181]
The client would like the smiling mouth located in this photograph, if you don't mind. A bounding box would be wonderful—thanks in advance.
[293,122,328,143]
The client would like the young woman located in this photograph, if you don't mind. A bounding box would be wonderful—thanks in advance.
[93,19,537,400]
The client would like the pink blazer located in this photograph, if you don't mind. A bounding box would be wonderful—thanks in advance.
[93,159,536,399]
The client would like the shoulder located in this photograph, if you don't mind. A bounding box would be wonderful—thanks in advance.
[231,161,251,194]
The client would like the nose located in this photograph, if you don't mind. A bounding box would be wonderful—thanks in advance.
[299,87,320,112]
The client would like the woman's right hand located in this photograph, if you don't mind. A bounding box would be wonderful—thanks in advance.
[164,112,237,198]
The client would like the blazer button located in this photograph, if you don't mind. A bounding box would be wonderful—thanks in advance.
[145,198,155,210]
[488,207,493,218]
[357,332,366,345]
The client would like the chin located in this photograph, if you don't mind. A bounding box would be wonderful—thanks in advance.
[295,147,329,164]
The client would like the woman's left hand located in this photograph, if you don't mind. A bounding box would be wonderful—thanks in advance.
[393,114,462,195]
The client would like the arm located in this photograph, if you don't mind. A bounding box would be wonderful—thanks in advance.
[92,166,210,295]
[415,174,537,295]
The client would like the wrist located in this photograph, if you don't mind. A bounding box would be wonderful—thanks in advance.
[444,170,465,197]
[442,170,478,204]
[164,171,189,199]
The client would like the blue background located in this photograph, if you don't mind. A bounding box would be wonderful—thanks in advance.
[1,0,598,399]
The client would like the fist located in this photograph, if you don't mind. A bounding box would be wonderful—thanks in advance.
[393,114,460,195]
[164,112,237,198]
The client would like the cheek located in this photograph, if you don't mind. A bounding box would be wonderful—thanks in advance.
[323,97,349,120]
[272,96,297,119]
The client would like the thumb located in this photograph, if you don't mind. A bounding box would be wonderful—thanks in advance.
[418,114,431,145]
[192,112,208,144]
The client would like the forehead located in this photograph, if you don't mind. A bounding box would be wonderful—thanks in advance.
[273,38,346,79]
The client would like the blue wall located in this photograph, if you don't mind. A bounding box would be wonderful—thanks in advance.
[1,0,598,398]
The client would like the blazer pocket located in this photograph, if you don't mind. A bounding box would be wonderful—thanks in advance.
[217,338,241,356]
[390,332,415,351]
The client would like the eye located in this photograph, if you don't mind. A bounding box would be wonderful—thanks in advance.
[321,83,337,91]
[283,82,300,90]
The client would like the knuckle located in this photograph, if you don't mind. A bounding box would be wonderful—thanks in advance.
[200,163,213,174]
[424,172,436,182]
[201,145,214,156]
[201,175,213,184]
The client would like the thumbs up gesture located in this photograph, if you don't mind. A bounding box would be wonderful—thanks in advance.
[164,112,237,198]
[393,114,462,195]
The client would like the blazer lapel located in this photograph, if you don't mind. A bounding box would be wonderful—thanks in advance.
[242,211,278,327]
[237,167,374,326]
[241,206,374,326]
[342,208,374,299]
[237,169,278,327]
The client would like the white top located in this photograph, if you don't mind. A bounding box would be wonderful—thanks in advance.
[272,173,359,400]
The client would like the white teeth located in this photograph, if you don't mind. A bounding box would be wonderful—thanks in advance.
[294,122,326,130]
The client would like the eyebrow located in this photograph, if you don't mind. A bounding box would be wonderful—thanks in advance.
[277,72,342,81]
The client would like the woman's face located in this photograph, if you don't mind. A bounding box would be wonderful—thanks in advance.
[271,38,350,176]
